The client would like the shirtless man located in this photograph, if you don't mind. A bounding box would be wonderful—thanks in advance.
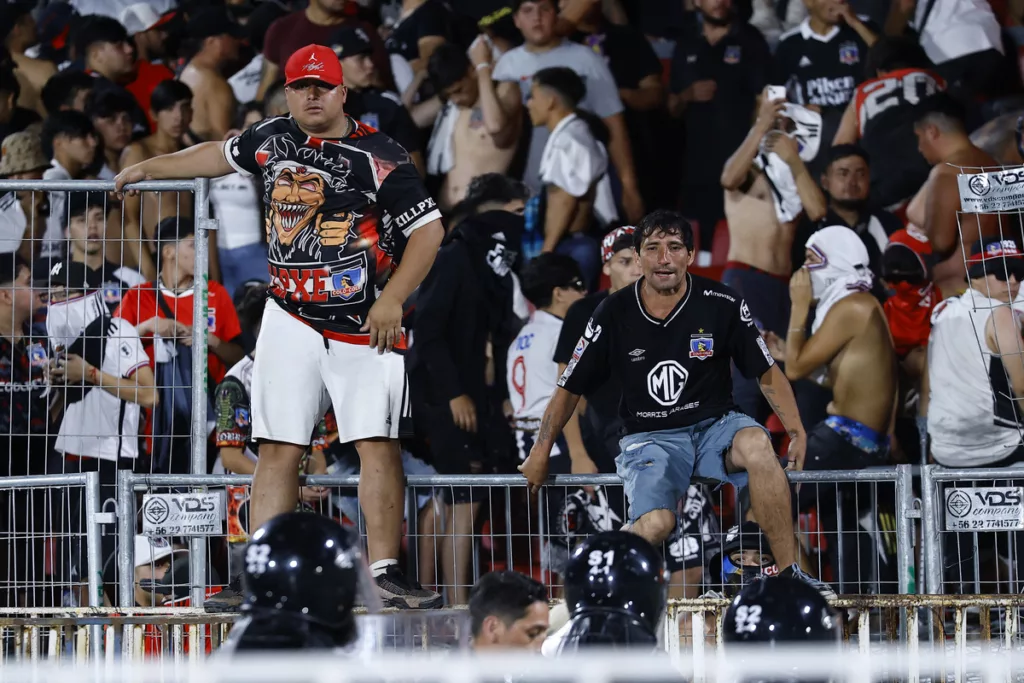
[3,4,54,117]
[772,225,897,591]
[427,42,520,211]
[178,7,244,143]
[121,81,195,245]
[907,94,1000,299]
[719,92,827,420]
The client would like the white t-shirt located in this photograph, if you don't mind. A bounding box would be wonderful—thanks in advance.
[211,173,263,250]
[927,289,1023,466]
[539,114,618,227]
[2,181,63,259]
[915,0,1003,64]
[507,310,564,425]
[229,54,264,105]
[44,160,72,257]
[54,317,149,462]
[493,40,624,192]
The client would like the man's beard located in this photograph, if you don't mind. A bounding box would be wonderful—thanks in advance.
[832,196,868,213]
[700,9,733,26]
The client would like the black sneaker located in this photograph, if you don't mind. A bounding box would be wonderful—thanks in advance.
[204,577,245,613]
[374,566,443,609]
[780,564,837,599]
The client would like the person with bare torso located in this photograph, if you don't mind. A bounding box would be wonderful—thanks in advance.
[426,42,520,211]
[719,92,826,420]
[770,224,897,591]
[2,4,54,117]
[121,81,195,247]
[907,94,1000,298]
[178,7,244,143]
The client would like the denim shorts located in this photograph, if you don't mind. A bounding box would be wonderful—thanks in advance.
[616,411,769,524]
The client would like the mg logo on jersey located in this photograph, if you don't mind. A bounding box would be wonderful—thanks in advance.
[647,360,688,407]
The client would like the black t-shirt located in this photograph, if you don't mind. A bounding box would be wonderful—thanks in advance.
[574,23,662,91]
[0,106,41,141]
[774,21,868,109]
[345,88,422,155]
[773,20,870,168]
[558,275,775,434]
[385,0,451,62]
[553,290,623,464]
[854,68,943,208]
[94,260,145,313]
[224,115,440,335]
[669,18,771,176]
[0,335,49,439]
[554,290,617,416]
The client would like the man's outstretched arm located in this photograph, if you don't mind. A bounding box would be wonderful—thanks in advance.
[519,387,583,493]
[115,142,234,194]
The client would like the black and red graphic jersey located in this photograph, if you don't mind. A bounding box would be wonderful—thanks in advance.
[224,115,441,338]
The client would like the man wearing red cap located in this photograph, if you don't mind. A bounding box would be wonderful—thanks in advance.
[115,44,445,610]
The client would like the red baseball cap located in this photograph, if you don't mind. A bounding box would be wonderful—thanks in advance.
[285,44,344,88]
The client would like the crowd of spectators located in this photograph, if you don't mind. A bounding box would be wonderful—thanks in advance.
[2,0,1024,608]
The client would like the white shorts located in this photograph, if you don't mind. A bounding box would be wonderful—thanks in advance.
[251,299,410,445]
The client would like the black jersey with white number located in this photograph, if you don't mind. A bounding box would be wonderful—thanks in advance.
[853,68,944,207]
[558,274,775,434]
[224,115,441,337]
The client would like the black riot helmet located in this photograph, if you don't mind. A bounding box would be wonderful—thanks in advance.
[560,531,668,648]
[709,521,778,597]
[724,576,839,645]
[240,512,378,635]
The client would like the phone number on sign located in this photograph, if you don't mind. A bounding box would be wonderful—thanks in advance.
[948,519,1023,530]
[148,525,219,535]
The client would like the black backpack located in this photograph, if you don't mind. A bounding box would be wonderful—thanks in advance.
[149,291,215,474]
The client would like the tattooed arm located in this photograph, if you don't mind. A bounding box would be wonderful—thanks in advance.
[758,363,808,470]
[518,387,583,493]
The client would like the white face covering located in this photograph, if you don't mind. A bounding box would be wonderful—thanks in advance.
[805,226,873,333]
[46,291,107,351]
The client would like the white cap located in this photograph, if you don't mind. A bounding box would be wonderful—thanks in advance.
[134,535,177,568]
[119,3,166,36]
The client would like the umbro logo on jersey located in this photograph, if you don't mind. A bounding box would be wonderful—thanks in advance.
[629,348,644,356]
[799,56,812,67]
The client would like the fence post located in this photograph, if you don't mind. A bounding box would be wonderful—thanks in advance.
[83,471,103,660]
[920,465,943,594]
[190,177,215,607]
[895,465,915,594]
[116,470,136,608]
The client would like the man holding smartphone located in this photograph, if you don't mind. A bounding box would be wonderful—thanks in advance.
[719,89,827,423]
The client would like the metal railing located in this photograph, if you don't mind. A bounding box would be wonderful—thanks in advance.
[4,594,1024,663]
[921,464,1024,595]
[115,468,917,613]
[0,178,216,614]
[0,472,103,659]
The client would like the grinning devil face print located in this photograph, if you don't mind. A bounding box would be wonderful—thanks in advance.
[267,167,327,246]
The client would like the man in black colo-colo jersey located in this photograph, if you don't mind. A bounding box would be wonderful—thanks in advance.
[520,210,832,594]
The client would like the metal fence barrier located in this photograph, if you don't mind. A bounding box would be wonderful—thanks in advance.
[0,473,103,659]
[4,594,1023,663]
[921,464,1024,596]
[115,468,916,615]
[0,178,216,614]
